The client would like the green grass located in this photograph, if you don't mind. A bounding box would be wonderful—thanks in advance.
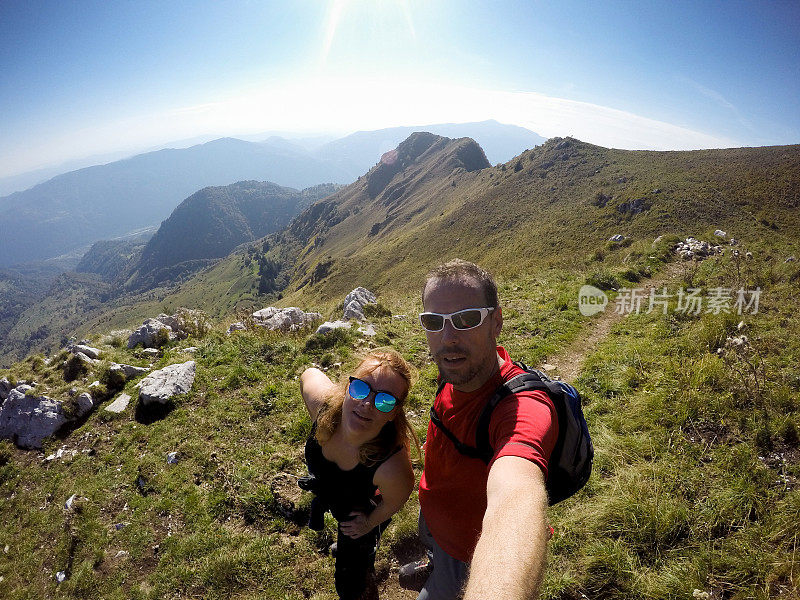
[1,248,798,599]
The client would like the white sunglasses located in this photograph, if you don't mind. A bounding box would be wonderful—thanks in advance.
[419,307,495,332]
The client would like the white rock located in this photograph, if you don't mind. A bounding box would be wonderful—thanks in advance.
[343,287,376,311]
[541,363,557,372]
[56,571,66,583]
[138,361,196,406]
[226,322,247,334]
[343,300,366,321]
[609,234,624,242]
[166,452,179,464]
[714,229,727,238]
[252,307,322,332]
[315,320,352,335]
[65,494,77,510]
[72,344,101,360]
[358,323,377,337]
[105,393,131,414]
[127,318,175,349]
[0,389,69,449]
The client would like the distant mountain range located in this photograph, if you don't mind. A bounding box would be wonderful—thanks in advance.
[77,181,340,291]
[0,120,545,267]
[3,132,796,365]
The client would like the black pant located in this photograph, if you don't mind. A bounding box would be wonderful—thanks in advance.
[334,520,389,600]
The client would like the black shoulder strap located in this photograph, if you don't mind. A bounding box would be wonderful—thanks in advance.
[430,367,555,464]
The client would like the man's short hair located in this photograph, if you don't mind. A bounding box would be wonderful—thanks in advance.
[423,259,499,308]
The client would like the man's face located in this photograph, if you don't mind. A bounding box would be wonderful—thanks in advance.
[422,277,503,393]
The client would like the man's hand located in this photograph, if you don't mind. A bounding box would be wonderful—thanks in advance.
[339,511,373,539]
[463,455,549,600]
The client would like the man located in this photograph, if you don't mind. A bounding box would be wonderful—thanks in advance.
[412,259,558,600]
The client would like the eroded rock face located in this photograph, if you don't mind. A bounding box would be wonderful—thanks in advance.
[138,361,196,406]
[0,388,69,449]
[127,317,177,349]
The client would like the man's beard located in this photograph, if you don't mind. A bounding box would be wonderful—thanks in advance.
[433,348,481,386]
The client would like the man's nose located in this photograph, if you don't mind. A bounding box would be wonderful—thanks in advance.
[439,319,462,343]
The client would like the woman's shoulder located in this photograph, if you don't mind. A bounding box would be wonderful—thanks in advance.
[300,367,337,421]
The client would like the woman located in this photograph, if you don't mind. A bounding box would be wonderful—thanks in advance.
[299,349,418,600]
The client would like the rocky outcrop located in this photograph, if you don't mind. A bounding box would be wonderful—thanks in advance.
[0,387,94,449]
[138,361,196,406]
[127,309,209,349]
[105,393,132,414]
[251,307,322,332]
[676,237,724,260]
[0,378,11,402]
[343,287,376,321]
[70,344,101,360]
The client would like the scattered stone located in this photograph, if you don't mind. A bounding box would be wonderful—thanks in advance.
[226,322,247,334]
[88,381,102,389]
[746,251,753,259]
[142,348,160,358]
[675,237,724,261]
[115,550,130,559]
[737,321,746,331]
[609,234,625,242]
[0,388,70,449]
[252,307,323,332]
[693,590,710,600]
[138,361,196,406]
[541,363,557,372]
[786,255,797,263]
[358,323,377,337]
[114,522,129,530]
[65,494,78,511]
[110,363,149,379]
[182,347,197,353]
[71,344,101,360]
[714,229,727,238]
[105,393,131,414]
[315,320,352,335]
[166,452,179,464]
[730,238,739,246]
[56,571,67,583]
[617,198,649,215]
[652,235,664,245]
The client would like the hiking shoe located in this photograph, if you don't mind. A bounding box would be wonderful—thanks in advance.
[398,557,431,591]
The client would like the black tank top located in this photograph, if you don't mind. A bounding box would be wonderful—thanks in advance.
[305,422,398,522]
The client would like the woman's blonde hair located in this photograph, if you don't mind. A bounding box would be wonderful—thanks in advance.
[315,349,421,466]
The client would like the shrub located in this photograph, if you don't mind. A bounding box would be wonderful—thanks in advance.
[586,271,621,291]
[363,302,392,318]
[63,354,90,382]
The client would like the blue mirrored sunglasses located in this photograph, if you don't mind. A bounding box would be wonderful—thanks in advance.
[348,377,398,413]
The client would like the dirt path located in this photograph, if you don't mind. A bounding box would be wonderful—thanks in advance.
[378,262,685,599]
[548,261,684,381]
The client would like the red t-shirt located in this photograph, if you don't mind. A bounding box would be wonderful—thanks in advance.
[418,347,558,562]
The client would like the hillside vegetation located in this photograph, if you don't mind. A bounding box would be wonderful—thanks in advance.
[0,228,798,598]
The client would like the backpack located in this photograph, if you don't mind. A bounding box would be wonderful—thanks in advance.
[429,361,593,505]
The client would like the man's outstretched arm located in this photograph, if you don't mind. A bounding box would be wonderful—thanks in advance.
[463,455,549,600]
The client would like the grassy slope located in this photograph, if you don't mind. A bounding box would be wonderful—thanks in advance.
[1,137,799,599]
[1,242,798,599]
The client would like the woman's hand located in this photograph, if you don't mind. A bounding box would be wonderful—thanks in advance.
[339,511,373,539]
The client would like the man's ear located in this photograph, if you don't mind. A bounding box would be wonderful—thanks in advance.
[492,307,503,337]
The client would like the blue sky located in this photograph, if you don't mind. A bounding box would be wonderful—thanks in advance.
[1,0,798,179]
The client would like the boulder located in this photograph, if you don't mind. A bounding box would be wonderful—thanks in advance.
[138,361,196,406]
[226,322,247,334]
[71,344,101,360]
[315,320,352,335]
[343,300,366,321]
[344,287,376,311]
[127,318,176,349]
[75,393,94,418]
[105,393,131,414]
[0,388,69,449]
[110,363,149,379]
